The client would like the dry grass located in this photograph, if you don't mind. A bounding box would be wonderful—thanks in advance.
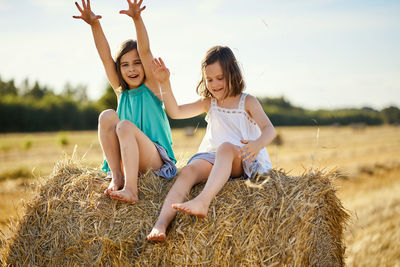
[1,159,347,266]
[0,131,103,177]
[1,126,399,177]
[269,126,400,175]
[337,164,400,267]
[0,178,35,243]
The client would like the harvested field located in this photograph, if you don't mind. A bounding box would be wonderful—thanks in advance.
[337,163,400,267]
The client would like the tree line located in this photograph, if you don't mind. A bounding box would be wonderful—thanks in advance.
[0,76,399,133]
[258,97,400,126]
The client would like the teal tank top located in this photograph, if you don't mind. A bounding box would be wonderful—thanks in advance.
[102,84,176,173]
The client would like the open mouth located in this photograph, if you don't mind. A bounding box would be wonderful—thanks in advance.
[128,74,139,79]
[213,88,223,93]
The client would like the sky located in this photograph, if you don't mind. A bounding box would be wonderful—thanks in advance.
[0,0,399,110]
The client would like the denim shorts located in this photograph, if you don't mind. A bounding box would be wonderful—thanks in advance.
[187,152,261,180]
[152,143,178,180]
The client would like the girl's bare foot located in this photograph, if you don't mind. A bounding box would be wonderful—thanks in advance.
[104,176,124,195]
[109,188,139,203]
[147,227,166,242]
[172,199,209,218]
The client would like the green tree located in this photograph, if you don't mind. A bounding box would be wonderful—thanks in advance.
[259,96,294,109]
[97,84,117,111]
[381,106,400,124]
[62,82,89,103]
[0,76,18,96]
[24,81,49,99]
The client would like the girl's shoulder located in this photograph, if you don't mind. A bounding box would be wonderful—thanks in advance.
[203,96,212,104]
[243,93,263,115]
[202,97,212,112]
[243,93,259,107]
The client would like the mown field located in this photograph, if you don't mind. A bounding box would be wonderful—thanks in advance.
[0,126,399,266]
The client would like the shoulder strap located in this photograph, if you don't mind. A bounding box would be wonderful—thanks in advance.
[239,93,247,110]
[210,97,217,107]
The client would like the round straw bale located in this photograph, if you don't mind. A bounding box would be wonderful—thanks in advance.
[1,159,348,266]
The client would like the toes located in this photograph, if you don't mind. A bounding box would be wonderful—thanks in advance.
[147,234,156,241]
[147,232,166,242]
[109,192,122,200]
[176,205,188,212]
[172,204,184,210]
[105,184,117,195]
[105,188,112,195]
[109,191,137,203]
[109,193,119,200]
[155,233,166,241]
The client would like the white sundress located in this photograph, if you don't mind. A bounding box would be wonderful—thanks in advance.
[197,93,272,176]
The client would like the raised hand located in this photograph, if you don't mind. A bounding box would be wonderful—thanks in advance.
[239,139,262,162]
[152,58,170,83]
[119,0,146,20]
[73,0,102,25]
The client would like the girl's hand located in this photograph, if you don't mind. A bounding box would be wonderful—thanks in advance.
[73,0,102,25]
[151,57,170,83]
[239,140,262,162]
[119,0,146,20]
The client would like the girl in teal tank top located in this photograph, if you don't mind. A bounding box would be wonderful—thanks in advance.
[74,0,177,203]
[101,84,176,172]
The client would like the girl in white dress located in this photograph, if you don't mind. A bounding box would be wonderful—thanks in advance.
[147,46,276,241]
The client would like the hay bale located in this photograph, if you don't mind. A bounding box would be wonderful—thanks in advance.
[1,159,348,266]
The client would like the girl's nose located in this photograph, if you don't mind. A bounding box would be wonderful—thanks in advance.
[211,81,220,89]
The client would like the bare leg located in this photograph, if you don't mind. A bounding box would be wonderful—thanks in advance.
[173,142,243,218]
[98,109,124,194]
[109,120,163,203]
[147,160,212,241]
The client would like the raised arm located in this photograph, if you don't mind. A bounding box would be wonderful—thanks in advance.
[240,95,276,162]
[73,0,120,93]
[152,58,208,119]
[119,0,159,97]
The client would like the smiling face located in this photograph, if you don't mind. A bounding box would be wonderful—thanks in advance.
[119,49,145,89]
[204,61,227,100]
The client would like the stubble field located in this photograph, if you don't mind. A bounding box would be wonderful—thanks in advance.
[0,125,399,266]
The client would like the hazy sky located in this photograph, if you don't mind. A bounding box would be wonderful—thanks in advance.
[1,0,399,109]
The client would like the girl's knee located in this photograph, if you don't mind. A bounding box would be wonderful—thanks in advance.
[116,120,136,137]
[217,142,237,154]
[179,165,196,178]
[179,164,207,184]
[98,109,118,127]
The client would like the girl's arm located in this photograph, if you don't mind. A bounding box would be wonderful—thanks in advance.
[240,95,276,162]
[152,58,208,119]
[120,0,159,98]
[73,0,120,93]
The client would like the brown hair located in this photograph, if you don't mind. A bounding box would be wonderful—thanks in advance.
[196,46,245,99]
[115,39,138,91]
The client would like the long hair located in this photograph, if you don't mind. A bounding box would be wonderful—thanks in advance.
[115,39,138,91]
[196,46,245,99]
